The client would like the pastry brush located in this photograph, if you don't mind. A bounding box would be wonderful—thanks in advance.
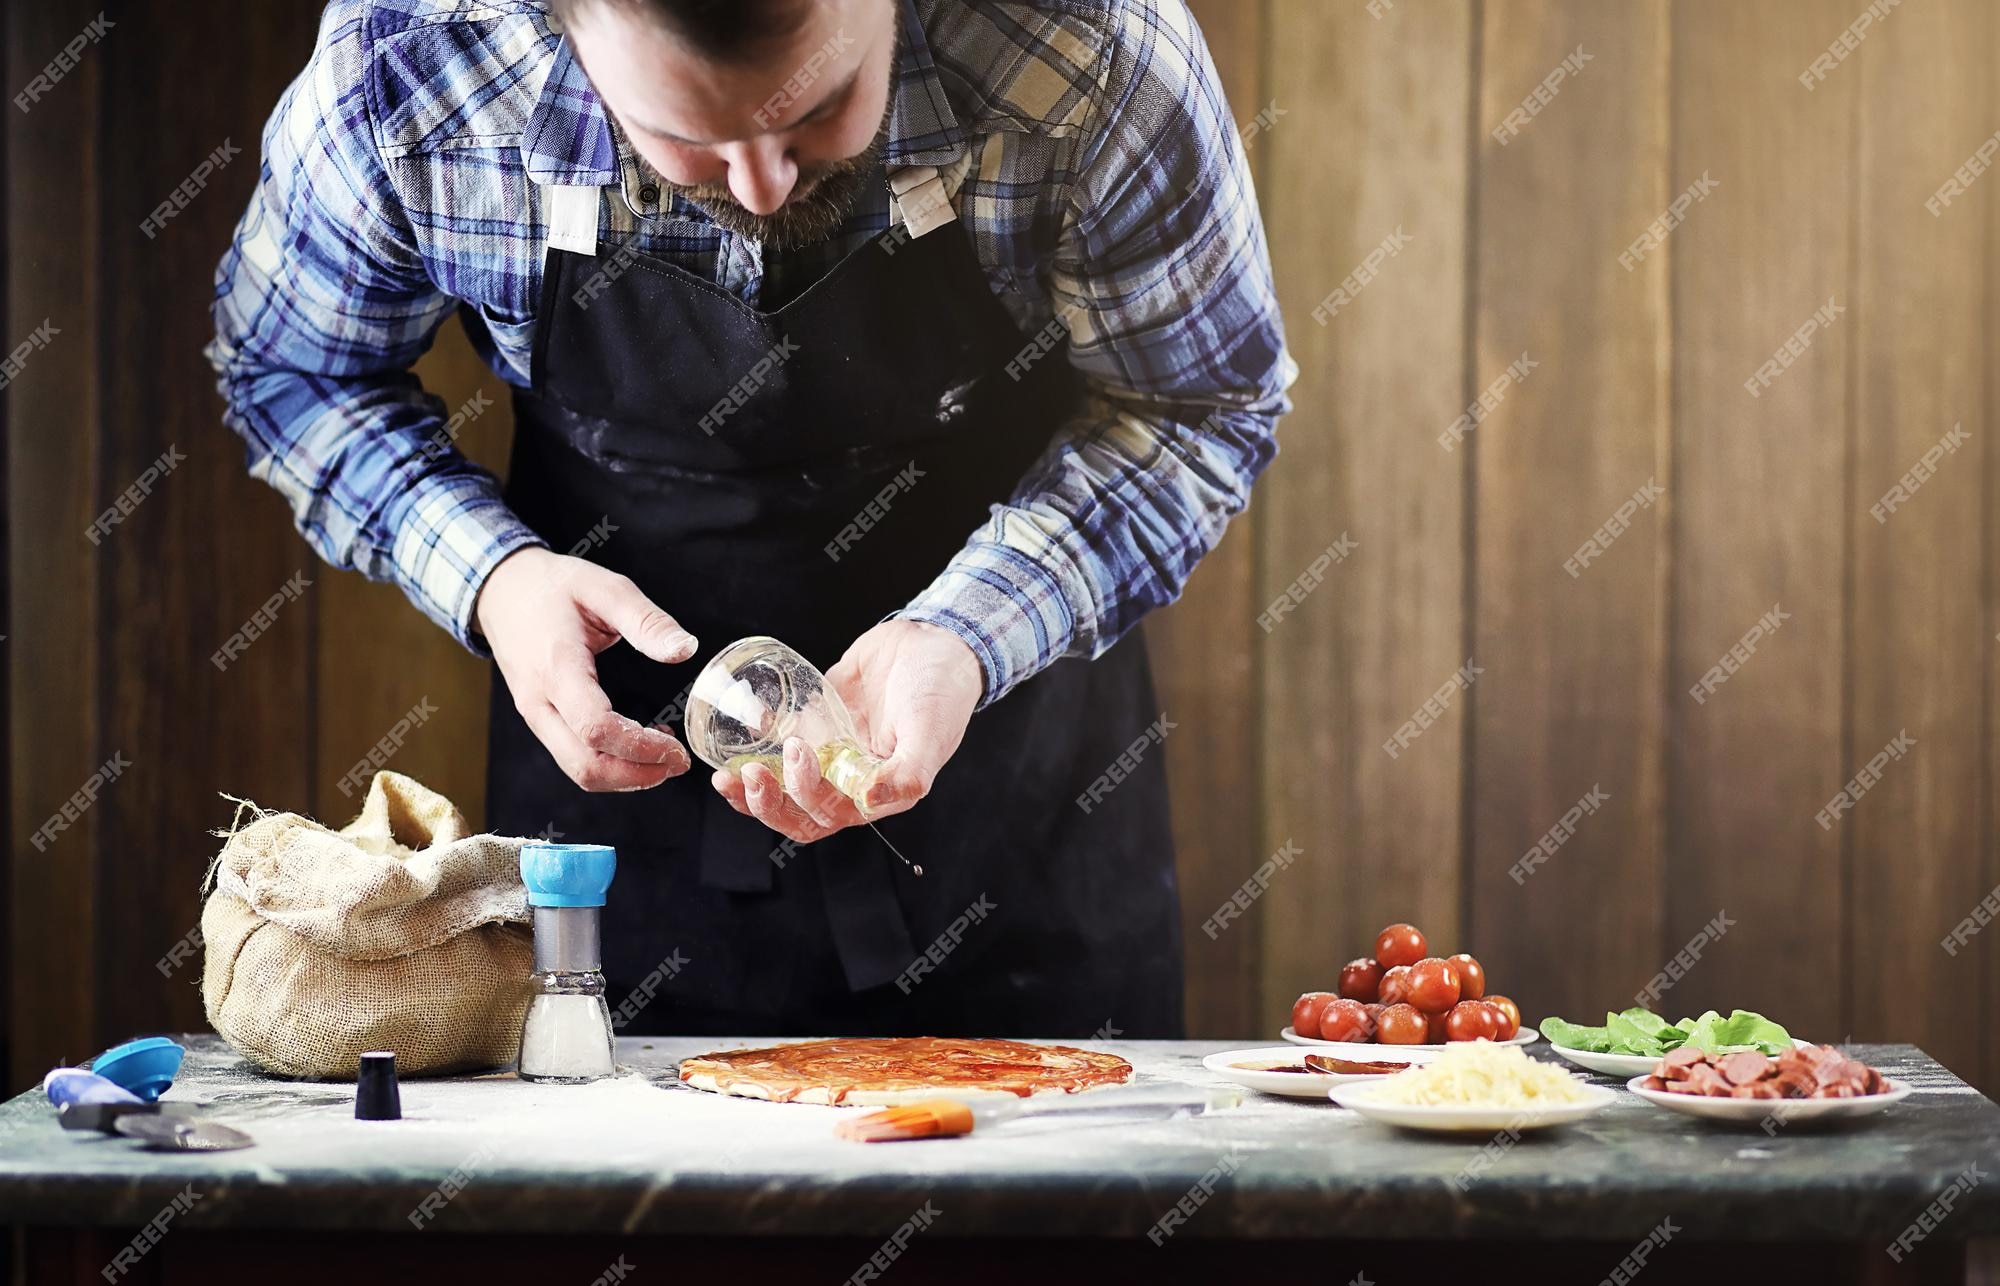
[835,1086,1244,1142]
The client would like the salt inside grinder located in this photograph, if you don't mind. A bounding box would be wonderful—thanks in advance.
[516,843,617,1083]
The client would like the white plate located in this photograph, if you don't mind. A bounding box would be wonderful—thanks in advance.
[1327,1078,1617,1133]
[1551,1038,1814,1078]
[1282,1026,1538,1053]
[1202,1046,1435,1098]
[1625,1074,1912,1123]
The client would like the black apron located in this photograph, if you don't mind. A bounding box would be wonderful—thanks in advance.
[484,172,1184,1038]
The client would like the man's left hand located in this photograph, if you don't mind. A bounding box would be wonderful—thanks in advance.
[711,619,982,843]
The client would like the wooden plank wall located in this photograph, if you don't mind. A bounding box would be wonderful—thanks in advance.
[1251,0,1471,1030]
[6,0,1998,1101]
[1182,0,1997,1090]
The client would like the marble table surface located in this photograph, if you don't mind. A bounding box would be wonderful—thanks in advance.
[2,1036,1996,1242]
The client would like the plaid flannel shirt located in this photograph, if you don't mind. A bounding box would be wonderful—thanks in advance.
[208,0,1292,705]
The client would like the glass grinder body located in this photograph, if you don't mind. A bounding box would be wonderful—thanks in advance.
[517,842,618,1084]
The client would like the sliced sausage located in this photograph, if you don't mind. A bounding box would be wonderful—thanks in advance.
[1660,1047,1706,1079]
[1719,1051,1773,1085]
[1772,1067,1815,1098]
[1688,1065,1734,1096]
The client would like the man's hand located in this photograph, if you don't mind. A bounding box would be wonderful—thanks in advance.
[712,619,982,842]
[476,547,698,791]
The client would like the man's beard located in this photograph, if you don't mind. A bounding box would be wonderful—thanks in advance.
[669,99,893,251]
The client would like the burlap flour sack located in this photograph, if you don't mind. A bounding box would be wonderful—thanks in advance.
[202,771,534,1078]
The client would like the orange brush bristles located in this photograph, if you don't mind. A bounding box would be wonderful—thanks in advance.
[835,1099,977,1142]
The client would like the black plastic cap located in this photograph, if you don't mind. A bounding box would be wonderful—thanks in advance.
[355,1051,402,1121]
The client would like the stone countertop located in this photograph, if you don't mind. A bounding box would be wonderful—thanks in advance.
[1,1037,1996,1243]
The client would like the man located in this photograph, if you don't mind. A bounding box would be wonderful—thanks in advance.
[210,0,1291,1037]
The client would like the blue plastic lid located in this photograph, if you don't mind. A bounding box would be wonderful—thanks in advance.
[520,842,617,908]
[89,1037,185,1103]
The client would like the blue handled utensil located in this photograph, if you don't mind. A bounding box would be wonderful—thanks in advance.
[45,1068,252,1150]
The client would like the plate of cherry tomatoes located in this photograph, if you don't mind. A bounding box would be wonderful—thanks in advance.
[1283,921,1536,1052]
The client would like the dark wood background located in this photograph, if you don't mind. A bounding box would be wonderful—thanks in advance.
[6,0,1997,1106]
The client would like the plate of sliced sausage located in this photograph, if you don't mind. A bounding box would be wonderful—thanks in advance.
[1552,1038,1812,1078]
[1626,1045,1910,1123]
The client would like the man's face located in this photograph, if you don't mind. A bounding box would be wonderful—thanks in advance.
[566,0,898,250]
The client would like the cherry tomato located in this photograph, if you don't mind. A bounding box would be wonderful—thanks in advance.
[1374,923,1428,969]
[1406,957,1462,1014]
[1426,1009,1450,1043]
[1447,953,1486,1001]
[1317,998,1372,1043]
[1376,1003,1429,1045]
[1377,964,1414,1007]
[1291,991,1336,1038]
[1338,957,1384,1003]
[1361,1003,1387,1040]
[1485,995,1521,1040]
[1445,1000,1501,1042]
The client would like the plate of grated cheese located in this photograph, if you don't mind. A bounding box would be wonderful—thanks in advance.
[1327,1040,1616,1132]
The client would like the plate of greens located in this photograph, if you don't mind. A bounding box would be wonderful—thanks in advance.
[1539,1008,1802,1077]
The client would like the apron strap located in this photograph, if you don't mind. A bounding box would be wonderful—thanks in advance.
[540,165,956,258]
[888,164,957,238]
[543,183,601,258]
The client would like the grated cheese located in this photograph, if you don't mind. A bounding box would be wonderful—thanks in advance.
[1369,1040,1588,1106]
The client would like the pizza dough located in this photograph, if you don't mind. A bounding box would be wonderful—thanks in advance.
[677,1037,1134,1106]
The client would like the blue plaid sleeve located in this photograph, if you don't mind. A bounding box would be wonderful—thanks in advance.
[898,0,1294,706]
[206,1,545,651]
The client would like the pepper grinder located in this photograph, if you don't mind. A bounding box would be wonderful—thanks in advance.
[517,842,617,1084]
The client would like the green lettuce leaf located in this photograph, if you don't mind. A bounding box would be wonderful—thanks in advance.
[1680,1008,1791,1056]
[1540,1006,1790,1055]
[1541,1008,1684,1055]
[1538,1016,1613,1051]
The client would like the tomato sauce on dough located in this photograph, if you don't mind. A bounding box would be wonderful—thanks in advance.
[679,1037,1134,1103]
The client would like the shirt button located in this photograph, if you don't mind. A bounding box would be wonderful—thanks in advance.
[638,184,660,205]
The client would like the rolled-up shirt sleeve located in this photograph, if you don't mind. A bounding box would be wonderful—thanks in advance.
[896,0,1294,706]
[206,5,544,651]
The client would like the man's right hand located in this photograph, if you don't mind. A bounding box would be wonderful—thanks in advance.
[475,547,698,792]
